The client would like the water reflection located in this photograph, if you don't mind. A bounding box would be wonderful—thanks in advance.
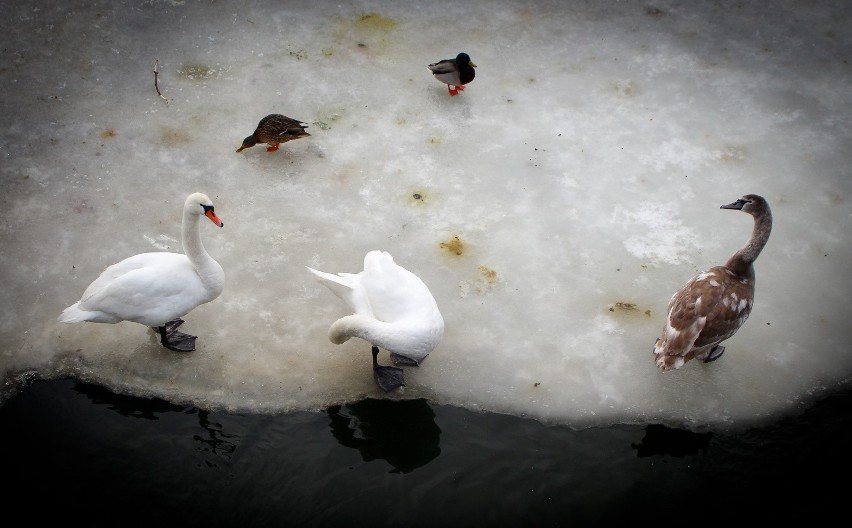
[72,380,186,419]
[631,424,713,457]
[73,380,239,460]
[327,398,442,473]
[193,409,239,461]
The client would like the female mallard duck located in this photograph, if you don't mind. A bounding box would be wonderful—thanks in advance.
[58,192,225,352]
[307,250,445,392]
[236,114,311,153]
[654,194,772,371]
[428,52,477,96]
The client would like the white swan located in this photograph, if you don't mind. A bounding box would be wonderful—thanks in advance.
[59,192,225,352]
[654,194,772,371]
[307,250,445,392]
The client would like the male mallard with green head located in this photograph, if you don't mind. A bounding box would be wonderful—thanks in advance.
[428,52,477,96]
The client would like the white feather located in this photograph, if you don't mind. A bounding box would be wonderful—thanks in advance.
[307,250,444,364]
[59,192,224,329]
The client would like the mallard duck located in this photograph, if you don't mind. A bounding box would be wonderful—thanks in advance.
[428,52,477,96]
[58,192,225,352]
[236,114,311,153]
[307,250,445,392]
[654,194,773,371]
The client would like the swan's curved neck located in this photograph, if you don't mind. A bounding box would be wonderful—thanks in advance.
[330,315,387,346]
[329,315,432,358]
[726,208,772,276]
[182,211,220,283]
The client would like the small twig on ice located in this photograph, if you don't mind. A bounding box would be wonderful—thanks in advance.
[153,59,170,104]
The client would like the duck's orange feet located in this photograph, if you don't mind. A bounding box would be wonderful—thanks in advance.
[456,85,465,91]
[266,144,280,152]
[448,86,459,96]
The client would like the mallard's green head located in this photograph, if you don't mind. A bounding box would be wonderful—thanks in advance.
[456,52,476,68]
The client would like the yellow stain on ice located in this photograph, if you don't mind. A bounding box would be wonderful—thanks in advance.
[408,190,427,205]
[440,235,464,256]
[178,63,211,80]
[160,127,191,145]
[355,13,398,31]
[334,12,399,54]
[608,301,652,317]
[477,265,497,285]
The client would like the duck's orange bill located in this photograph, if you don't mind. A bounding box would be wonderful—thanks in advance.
[205,210,224,227]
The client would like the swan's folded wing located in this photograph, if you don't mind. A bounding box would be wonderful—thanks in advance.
[79,255,198,320]
[691,274,753,349]
[659,266,747,358]
[80,266,172,319]
[306,267,373,316]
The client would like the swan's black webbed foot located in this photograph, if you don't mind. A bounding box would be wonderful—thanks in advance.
[372,346,404,392]
[162,318,185,334]
[390,352,420,366]
[157,319,197,352]
[704,345,725,363]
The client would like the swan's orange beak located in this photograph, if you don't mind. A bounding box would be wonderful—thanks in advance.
[205,209,224,227]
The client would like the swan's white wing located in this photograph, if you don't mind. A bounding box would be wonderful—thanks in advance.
[360,254,438,322]
[59,192,224,335]
[78,253,161,296]
[79,253,206,325]
[306,266,373,316]
[309,252,444,365]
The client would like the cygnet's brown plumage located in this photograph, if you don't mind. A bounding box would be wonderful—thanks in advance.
[236,114,310,153]
[654,194,772,371]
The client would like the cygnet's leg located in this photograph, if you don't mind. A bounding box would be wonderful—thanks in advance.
[156,319,197,352]
[704,345,725,363]
[372,346,404,392]
[390,352,420,366]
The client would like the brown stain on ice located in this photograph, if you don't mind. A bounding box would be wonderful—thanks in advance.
[334,12,399,54]
[609,301,652,317]
[471,264,499,294]
[160,127,191,145]
[719,145,746,162]
[610,80,639,96]
[477,265,497,285]
[408,190,428,205]
[354,13,398,31]
[178,63,211,80]
[440,235,464,256]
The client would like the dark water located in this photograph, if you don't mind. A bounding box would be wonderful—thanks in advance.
[1,379,849,526]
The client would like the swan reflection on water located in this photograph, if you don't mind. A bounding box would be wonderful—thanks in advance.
[72,380,442,472]
[327,398,442,474]
[72,380,239,460]
[73,380,186,420]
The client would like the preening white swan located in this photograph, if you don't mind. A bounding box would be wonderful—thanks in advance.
[58,192,225,352]
[307,250,445,392]
[654,194,772,371]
